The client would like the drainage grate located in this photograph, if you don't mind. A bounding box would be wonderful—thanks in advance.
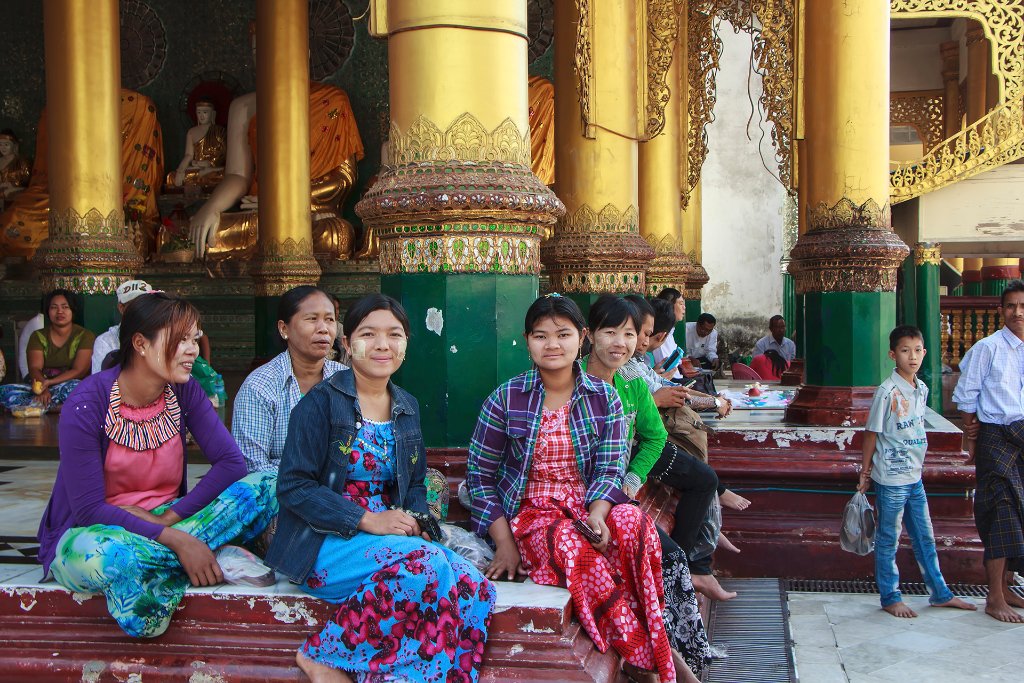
[703,578,797,683]
[783,578,1024,600]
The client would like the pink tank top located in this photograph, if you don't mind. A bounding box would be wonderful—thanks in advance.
[103,385,183,510]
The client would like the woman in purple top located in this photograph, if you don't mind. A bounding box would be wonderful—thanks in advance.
[37,293,277,638]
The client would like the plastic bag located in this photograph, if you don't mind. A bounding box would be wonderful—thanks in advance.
[687,493,722,562]
[839,492,876,556]
[440,523,494,572]
[215,545,276,587]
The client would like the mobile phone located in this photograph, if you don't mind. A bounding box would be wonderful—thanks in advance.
[677,377,697,388]
[663,347,684,371]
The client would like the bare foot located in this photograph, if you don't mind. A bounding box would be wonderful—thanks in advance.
[1003,589,1024,609]
[691,573,737,601]
[671,649,700,683]
[985,598,1024,623]
[882,601,918,618]
[717,532,741,554]
[932,596,978,611]
[296,650,351,683]
[719,489,750,511]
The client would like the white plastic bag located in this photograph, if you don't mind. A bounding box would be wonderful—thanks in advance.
[839,492,876,556]
[440,523,495,572]
[687,493,722,562]
[215,545,276,587]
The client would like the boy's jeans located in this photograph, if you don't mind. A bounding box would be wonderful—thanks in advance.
[873,480,954,607]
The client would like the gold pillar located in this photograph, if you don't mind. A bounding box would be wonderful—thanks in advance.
[946,257,964,272]
[358,0,560,277]
[251,0,320,296]
[542,0,655,294]
[36,0,141,294]
[786,0,908,425]
[789,0,906,296]
[966,24,988,126]
[639,27,690,296]
[682,180,707,300]
[940,41,961,139]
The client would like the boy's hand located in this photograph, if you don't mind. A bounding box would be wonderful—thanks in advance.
[960,412,980,440]
[857,470,872,494]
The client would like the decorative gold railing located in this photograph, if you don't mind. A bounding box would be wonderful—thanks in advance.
[940,296,1002,369]
[891,94,1024,203]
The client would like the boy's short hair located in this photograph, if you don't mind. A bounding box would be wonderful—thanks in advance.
[697,312,716,326]
[1000,279,1024,306]
[889,324,924,351]
[650,298,676,335]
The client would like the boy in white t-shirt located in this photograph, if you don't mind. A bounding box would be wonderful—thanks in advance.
[857,325,977,618]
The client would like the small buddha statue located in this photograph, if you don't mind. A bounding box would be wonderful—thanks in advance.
[0,129,31,210]
[166,100,227,190]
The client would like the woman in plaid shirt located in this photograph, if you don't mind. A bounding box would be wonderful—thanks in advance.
[468,295,676,683]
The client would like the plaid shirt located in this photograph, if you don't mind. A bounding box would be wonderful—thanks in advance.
[467,364,631,537]
[232,350,345,473]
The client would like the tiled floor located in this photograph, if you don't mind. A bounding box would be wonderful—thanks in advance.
[789,591,1024,682]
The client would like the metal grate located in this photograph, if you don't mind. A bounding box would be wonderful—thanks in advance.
[703,578,797,683]
[783,578,1024,600]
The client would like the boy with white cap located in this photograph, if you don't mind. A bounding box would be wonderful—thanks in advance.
[91,279,152,374]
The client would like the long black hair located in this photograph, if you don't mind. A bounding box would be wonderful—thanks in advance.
[588,294,642,333]
[116,292,201,369]
[763,349,788,377]
[524,294,587,335]
[343,293,410,339]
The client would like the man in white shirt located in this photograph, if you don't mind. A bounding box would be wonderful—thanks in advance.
[685,313,720,370]
[753,315,796,361]
[952,280,1024,623]
[92,279,152,373]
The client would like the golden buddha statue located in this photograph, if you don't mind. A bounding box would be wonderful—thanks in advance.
[166,99,226,190]
[0,130,31,211]
[0,89,163,259]
[528,76,555,187]
[189,82,364,263]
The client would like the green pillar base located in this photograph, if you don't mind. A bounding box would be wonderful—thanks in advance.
[899,255,917,327]
[982,279,1012,296]
[965,281,983,296]
[803,291,895,387]
[79,294,119,336]
[783,273,796,338]
[685,299,701,322]
[916,258,942,412]
[254,296,283,360]
[382,273,537,447]
[794,293,805,358]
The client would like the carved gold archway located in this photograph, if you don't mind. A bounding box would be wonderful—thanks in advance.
[890,90,945,152]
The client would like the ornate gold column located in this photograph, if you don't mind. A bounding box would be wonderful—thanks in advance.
[681,180,708,316]
[639,20,690,297]
[940,40,961,139]
[966,24,988,125]
[357,0,563,446]
[542,0,657,302]
[36,0,141,316]
[251,0,320,306]
[786,0,909,425]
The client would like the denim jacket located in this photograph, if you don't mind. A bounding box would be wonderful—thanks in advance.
[265,368,428,582]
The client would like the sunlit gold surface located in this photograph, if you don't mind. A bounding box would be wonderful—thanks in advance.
[640,43,690,294]
[529,76,555,186]
[42,0,121,223]
[388,1,528,141]
[890,90,945,153]
[256,0,312,249]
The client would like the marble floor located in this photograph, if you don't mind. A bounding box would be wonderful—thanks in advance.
[789,591,1024,682]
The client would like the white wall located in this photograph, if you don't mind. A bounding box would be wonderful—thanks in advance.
[701,26,787,351]
[890,27,949,92]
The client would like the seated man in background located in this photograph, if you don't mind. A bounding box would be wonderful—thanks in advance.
[685,313,720,371]
[93,279,153,374]
[753,315,796,362]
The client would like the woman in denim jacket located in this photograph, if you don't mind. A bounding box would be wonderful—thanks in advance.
[266,294,494,683]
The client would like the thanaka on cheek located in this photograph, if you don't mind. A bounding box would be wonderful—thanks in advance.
[351,339,368,360]
[394,338,408,360]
